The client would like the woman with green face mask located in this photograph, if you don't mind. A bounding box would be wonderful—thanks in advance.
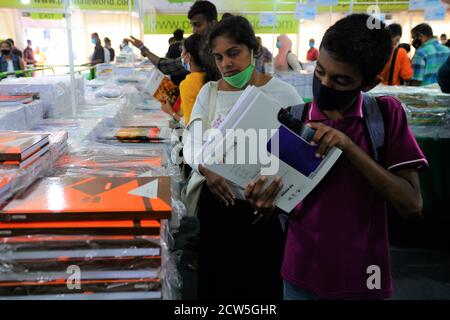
[183,15,302,300]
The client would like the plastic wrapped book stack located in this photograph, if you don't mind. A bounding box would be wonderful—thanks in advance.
[0,69,184,300]
[368,84,450,139]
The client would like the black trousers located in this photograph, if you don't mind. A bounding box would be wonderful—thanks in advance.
[197,184,285,300]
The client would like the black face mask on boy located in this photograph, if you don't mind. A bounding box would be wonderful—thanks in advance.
[1,49,11,56]
[312,73,361,111]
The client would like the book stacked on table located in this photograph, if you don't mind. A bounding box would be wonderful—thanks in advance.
[0,175,172,300]
[99,127,172,144]
[0,132,50,169]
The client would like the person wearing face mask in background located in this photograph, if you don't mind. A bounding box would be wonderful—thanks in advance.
[120,39,133,55]
[306,38,319,62]
[274,34,303,72]
[103,37,115,63]
[379,23,412,86]
[89,33,104,66]
[183,15,302,300]
[0,40,24,79]
[160,33,220,125]
[410,23,449,86]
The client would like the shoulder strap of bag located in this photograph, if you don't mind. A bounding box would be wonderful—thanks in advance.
[362,94,385,162]
[388,46,400,86]
[206,81,218,129]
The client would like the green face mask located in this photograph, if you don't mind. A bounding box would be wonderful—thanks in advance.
[223,56,255,89]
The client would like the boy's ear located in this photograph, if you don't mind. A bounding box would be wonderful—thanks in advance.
[361,76,382,92]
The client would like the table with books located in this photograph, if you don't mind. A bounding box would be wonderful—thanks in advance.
[0,70,185,299]
[369,85,450,221]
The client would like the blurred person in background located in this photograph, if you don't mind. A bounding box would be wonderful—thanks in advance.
[104,37,115,63]
[166,29,185,59]
[306,38,319,62]
[255,36,273,74]
[380,23,412,85]
[410,23,450,86]
[274,34,302,72]
[0,40,24,78]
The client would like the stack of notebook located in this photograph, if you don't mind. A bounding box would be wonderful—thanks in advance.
[99,127,172,144]
[0,175,172,300]
[0,132,50,169]
[0,94,37,107]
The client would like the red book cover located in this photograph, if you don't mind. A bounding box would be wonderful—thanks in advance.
[0,132,49,161]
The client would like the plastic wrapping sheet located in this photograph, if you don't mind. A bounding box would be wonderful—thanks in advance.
[33,118,101,151]
[51,143,186,233]
[0,230,182,300]
[0,106,27,131]
[368,85,450,139]
[0,151,52,205]
[274,71,313,100]
[0,75,84,118]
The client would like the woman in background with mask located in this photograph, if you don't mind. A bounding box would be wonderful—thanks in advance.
[0,41,24,78]
[274,34,302,72]
[183,15,302,300]
[306,38,319,62]
[161,33,219,125]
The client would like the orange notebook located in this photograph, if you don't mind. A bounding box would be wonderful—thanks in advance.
[0,132,49,161]
[0,176,172,222]
[145,69,180,105]
[113,127,172,141]
[0,219,161,236]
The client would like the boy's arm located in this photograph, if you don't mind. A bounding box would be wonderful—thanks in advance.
[308,122,423,218]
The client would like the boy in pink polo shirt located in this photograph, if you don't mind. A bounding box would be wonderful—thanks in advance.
[245,14,428,299]
[281,14,428,299]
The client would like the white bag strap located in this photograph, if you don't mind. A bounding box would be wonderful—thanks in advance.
[206,81,218,129]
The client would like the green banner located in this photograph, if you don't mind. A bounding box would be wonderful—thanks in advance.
[144,14,299,35]
[29,12,64,19]
[0,0,134,11]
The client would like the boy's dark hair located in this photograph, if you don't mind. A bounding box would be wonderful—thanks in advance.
[184,33,220,83]
[104,37,111,43]
[387,23,402,38]
[320,14,392,83]
[173,29,184,41]
[398,43,411,53]
[441,33,447,38]
[412,23,433,38]
[208,15,258,53]
[91,33,99,38]
[6,38,14,46]
[188,1,218,22]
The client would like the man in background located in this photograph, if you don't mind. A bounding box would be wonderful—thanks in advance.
[166,29,185,59]
[410,23,450,86]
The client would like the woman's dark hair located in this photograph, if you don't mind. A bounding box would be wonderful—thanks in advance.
[398,43,411,53]
[321,13,392,83]
[387,23,402,38]
[208,15,259,53]
[184,34,220,83]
